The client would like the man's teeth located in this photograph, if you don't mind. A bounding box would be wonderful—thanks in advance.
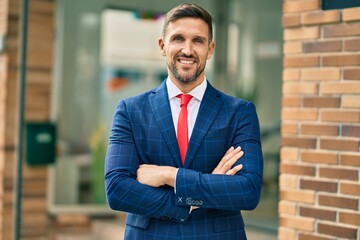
[180,59,194,64]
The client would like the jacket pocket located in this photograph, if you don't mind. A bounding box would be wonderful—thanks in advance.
[212,215,245,233]
[125,214,151,229]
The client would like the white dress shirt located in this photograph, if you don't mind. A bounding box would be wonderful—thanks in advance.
[166,77,207,139]
[166,78,207,211]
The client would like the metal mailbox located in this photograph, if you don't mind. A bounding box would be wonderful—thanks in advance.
[26,122,56,166]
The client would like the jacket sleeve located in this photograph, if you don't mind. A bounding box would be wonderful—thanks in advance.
[105,100,190,223]
[175,102,263,210]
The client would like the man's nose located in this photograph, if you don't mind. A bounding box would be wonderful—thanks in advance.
[181,42,194,56]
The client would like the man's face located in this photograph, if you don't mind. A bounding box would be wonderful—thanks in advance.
[159,17,215,86]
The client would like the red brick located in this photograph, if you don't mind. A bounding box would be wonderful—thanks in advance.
[320,138,359,152]
[26,69,52,85]
[342,95,360,109]
[279,227,296,240]
[321,82,360,94]
[279,216,314,231]
[339,211,360,226]
[283,69,300,81]
[7,17,19,37]
[280,163,316,176]
[298,233,334,240]
[284,41,302,54]
[342,7,360,22]
[340,182,360,196]
[301,124,339,136]
[282,136,317,148]
[281,147,299,161]
[280,190,315,204]
[300,206,336,221]
[342,125,360,137]
[319,194,358,210]
[344,38,360,51]
[302,68,340,81]
[318,222,357,239]
[343,68,360,80]
[22,180,47,198]
[323,23,360,38]
[283,82,318,94]
[322,54,360,67]
[302,151,338,164]
[300,179,337,193]
[279,201,297,215]
[303,97,340,108]
[282,123,299,134]
[320,110,360,123]
[282,14,301,28]
[340,153,360,167]
[29,0,55,15]
[283,0,320,13]
[280,174,298,189]
[319,167,358,181]
[284,26,320,40]
[282,97,300,107]
[22,198,47,212]
[303,40,342,53]
[302,10,340,25]
[282,109,318,120]
[284,55,319,68]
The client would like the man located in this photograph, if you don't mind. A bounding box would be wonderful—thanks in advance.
[105,3,263,240]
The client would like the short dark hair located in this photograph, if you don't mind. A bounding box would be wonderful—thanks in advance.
[162,3,213,42]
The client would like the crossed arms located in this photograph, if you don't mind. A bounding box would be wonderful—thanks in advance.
[137,146,244,188]
[105,99,263,223]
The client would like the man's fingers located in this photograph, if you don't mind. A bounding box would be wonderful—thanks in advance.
[222,149,244,170]
[217,147,235,168]
[218,146,241,168]
[226,164,243,175]
[212,146,244,174]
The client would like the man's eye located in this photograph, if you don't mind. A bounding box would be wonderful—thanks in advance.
[173,36,183,41]
[194,38,204,43]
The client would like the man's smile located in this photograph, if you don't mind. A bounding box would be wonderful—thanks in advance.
[178,59,195,65]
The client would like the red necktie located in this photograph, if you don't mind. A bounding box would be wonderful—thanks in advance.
[177,94,193,165]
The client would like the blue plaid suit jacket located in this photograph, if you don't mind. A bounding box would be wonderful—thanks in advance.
[105,80,263,240]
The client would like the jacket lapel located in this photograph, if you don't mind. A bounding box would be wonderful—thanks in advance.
[184,82,222,168]
[149,82,182,167]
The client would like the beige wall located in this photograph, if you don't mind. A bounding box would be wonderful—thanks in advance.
[280,1,360,239]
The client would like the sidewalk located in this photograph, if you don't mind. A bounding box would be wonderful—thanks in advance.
[56,217,278,240]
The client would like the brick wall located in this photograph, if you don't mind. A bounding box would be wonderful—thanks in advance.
[0,0,55,239]
[280,1,360,239]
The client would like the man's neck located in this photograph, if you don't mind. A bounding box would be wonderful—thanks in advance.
[169,76,205,94]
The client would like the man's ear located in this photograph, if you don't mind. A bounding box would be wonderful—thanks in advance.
[158,38,166,56]
[207,41,215,60]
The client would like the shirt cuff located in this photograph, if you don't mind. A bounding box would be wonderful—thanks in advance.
[174,168,179,194]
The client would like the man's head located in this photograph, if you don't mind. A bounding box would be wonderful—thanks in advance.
[159,4,215,91]
[162,3,213,42]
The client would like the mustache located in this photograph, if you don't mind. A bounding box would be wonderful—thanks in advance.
[176,54,198,60]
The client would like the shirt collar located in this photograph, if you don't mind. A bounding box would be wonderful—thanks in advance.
[166,77,207,102]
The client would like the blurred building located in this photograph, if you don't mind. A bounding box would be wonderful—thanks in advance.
[0,0,359,239]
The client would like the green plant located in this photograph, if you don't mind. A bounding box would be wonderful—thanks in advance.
[89,121,107,204]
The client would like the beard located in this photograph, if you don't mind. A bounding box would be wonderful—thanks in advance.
[168,57,205,85]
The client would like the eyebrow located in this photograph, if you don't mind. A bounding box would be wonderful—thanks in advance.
[170,34,207,42]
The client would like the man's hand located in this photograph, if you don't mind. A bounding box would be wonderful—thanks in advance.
[212,146,244,175]
[191,146,244,212]
[137,146,244,189]
[137,165,177,187]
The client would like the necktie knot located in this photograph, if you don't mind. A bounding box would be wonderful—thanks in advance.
[178,94,193,108]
